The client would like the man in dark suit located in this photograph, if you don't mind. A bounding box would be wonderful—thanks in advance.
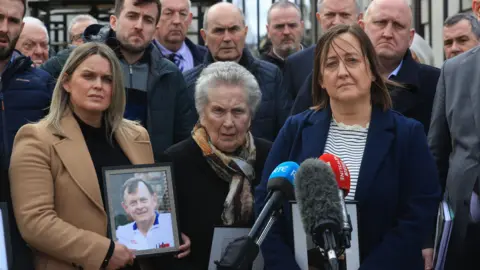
[283,0,361,100]
[153,0,207,71]
[292,0,439,136]
[428,45,480,270]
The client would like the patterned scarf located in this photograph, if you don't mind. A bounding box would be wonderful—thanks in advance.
[192,123,256,225]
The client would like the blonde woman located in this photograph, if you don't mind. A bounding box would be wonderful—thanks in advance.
[9,42,190,270]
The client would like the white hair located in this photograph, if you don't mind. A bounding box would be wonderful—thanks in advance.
[195,62,262,117]
[160,0,192,11]
[22,16,49,43]
[317,0,360,14]
[68,14,98,36]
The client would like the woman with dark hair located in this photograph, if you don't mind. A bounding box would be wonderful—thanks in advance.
[255,24,441,270]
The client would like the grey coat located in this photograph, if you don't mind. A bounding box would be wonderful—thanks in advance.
[428,46,480,268]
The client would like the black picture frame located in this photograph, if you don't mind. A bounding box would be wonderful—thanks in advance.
[102,163,180,258]
[0,202,12,270]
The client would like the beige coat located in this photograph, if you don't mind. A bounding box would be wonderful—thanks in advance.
[9,112,154,270]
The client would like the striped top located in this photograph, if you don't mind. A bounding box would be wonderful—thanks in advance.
[324,119,369,201]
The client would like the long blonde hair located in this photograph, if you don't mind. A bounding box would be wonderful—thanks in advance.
[42,42,139,139]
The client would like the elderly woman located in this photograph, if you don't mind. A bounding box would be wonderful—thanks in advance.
[165,61,272,269]
[255,24,441,270]
[9,42,190,270]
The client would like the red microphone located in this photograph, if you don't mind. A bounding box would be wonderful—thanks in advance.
[319,153,353,249]
[319,153,351,197]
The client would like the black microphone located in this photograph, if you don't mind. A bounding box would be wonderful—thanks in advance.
[295,158,343,270]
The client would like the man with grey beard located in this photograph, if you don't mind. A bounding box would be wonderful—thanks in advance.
[261,0,304,70]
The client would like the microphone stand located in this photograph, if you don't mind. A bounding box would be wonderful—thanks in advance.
[214,209,282,270]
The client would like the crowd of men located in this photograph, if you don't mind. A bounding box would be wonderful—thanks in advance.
[0,0,479,269]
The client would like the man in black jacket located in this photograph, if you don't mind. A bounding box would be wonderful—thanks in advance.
[183,2,289,141]
[0,1,55,269]
[153,0,207,72]
[40,0,196,157]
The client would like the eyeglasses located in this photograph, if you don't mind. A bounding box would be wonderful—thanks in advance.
[70,33,83,43]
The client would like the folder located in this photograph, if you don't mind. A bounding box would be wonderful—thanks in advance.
[433,200,454,270]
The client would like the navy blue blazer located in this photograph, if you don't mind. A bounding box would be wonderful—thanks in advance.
[254,107,441,270]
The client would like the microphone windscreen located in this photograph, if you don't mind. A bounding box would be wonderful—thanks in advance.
[319,153,351,194]
[294,158,342,235]
[267,161,299,200]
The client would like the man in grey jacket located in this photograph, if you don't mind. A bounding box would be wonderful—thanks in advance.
[41,0,196,157]
[428,44,480,270]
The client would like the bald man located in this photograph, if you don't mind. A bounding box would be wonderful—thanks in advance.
[15,17,49,66]
[183,2,289,141]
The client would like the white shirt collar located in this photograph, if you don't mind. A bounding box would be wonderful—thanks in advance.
[388,60,403,79]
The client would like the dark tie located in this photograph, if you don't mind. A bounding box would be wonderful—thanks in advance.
[167,53,184,72]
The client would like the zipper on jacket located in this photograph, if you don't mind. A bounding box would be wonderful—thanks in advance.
[0,81,10,168]
[129,65,133,89]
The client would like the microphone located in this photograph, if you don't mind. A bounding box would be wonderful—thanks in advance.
[248,161,298,243]
[295,158,342,270]
[319,153,352,249]
[215,161,298,270]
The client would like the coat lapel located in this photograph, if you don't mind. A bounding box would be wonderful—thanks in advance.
[52,113,105,214]
[354,107,395,203]
[52,112,155,215]
[299,109,332,160]
[390,50,421,115]
[115,130,154,165]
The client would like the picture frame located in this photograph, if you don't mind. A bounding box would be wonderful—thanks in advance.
[290,200,360,270]
[102,163,180,258]
[0,202,12,270]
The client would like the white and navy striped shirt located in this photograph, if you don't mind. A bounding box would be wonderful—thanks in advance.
[324,119,368,201]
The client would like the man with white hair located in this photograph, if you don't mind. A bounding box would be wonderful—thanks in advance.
[153,0,206,72]
[68,14,98,46]
[15,16,49,66]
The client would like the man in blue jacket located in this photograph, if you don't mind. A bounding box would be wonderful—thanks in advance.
[0,1,55,269]
[40,0,196,157]
[183,2,290,141]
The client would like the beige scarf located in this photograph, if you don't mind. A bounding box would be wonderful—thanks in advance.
[192,123,256,225]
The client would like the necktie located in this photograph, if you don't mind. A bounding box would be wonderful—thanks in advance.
[167,53,184,72]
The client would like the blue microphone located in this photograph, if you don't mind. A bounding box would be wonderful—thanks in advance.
[248,161,299,243]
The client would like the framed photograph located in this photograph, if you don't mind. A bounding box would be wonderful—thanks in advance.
[209,226,264,270]
[103,164,180,257]
[0,202,12,270]
[290,201,360,270]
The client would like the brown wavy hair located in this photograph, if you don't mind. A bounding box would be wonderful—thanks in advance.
[311,24,393,111]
